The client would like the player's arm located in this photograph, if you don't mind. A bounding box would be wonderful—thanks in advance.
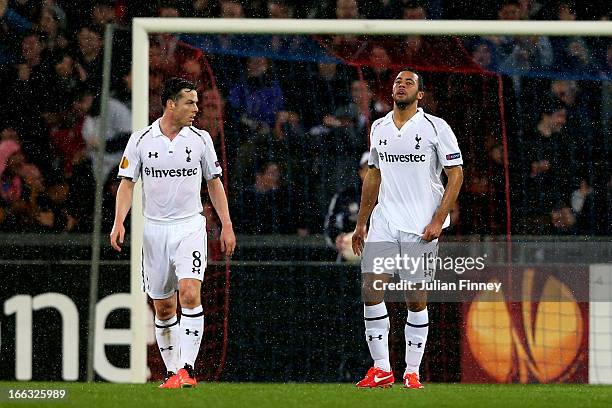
[109,178,136,252]
[207,177,236,258]
[352,167,381,256]
[422,165,463,242]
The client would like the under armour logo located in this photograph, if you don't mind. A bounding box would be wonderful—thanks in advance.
[186,147,192,162]
[148,152,158,158]
[415,135,421,149]
[185,329,199,336]
[368,335,383,341]
[407,341,423,348]
[192,267,201,274]
[379,139,387,146]
[160,346,174,352]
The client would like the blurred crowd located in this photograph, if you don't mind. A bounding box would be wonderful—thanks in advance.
[0,0,610,239]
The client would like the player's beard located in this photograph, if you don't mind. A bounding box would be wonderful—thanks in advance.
[394,92,418,110]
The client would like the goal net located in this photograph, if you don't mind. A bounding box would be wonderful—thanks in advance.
[129,18,612,384]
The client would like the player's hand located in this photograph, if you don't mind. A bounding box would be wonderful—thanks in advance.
[422,220,443,242]
[109,223,125,252]
[220,225,236,259]
[352,224,368,256]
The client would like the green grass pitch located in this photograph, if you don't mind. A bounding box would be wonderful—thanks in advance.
[1,382,611,408]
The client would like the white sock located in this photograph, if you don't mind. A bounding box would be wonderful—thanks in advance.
[364,302,391,372]
[405,308,429,375]
[154,315,180,373]
[179,305,204,369]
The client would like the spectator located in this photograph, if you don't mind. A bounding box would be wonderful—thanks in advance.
[498,35,553,72]
[228,56,285,128]
[518,0,543,19]
[469,39,499,71]
[549,203,578,235]
[302,62,352,130]
[1,33,53,168]
[315,80,371,208]
[570,179,596,234]
[37,6,68,54]
[41,51,88,126]
[362,45,394,114]
[82,94,132,185]
[191,0,221,18]
[335,0,359,19]
[239,162,294,234]
[550,79,596,181]
[268,0,293,18]
[34,172,75,232]
[550,1,596,72]
[521,101,571,232]
[486,1,522,62]
[0,0,32,51]
[331,0,365,53]
[219,0,244,18]
[74,26,104,92]
[0,139,44,232]
[401,1,427,19]
[48,87,93,175]
[91,0,119,31]
[324,151,368,261]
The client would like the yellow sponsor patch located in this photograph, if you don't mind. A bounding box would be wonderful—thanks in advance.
[120,156,129,169]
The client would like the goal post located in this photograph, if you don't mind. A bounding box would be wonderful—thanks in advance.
[129,18,612,383]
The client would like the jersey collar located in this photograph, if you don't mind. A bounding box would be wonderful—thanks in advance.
[383,107,425,126]
[151,118,189,138]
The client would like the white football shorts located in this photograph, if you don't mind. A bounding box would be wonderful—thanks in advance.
[361,205,438,283]
[142,213,207,299]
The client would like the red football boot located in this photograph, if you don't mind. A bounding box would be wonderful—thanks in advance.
[356,366,395,388]
[159,372,180,389]
[403,372,424,389]
[177,364,197,388]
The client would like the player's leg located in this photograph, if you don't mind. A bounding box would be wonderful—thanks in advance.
[403,289,428,389]
[362,272,393,366]
[356,206,398,388]
[143,220,181,388]
[153,294,182,388]
[177,278,204,372]
[399,235,437,389]
[173,214,207,387]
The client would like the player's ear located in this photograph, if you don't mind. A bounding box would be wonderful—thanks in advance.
[417,91,424,101]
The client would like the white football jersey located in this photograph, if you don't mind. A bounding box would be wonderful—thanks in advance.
[368,108,463,235]
[118,118,221,221]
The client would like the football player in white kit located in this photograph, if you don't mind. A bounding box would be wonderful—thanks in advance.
[110,78,236,388]
[352,69,463,389]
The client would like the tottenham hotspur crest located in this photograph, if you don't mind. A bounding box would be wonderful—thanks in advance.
[415,134,421,150]
[185,146,192,162]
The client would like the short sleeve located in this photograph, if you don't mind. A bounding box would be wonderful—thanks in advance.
[200,131,222,181]
[368,121,381,169]
[117,132,142,181]
[368,146,379,168]
[436,121,463,167]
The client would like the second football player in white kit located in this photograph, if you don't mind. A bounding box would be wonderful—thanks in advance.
[352,69,463,389]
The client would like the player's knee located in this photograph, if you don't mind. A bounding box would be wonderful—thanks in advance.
[178,290,201,308]
[407,301,427,312]
[154,300,177,320]
[361,283,384,304]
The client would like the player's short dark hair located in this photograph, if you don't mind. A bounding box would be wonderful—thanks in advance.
[161,77,197,108]
[398,67,424,91]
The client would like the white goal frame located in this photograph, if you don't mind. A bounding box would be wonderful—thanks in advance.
[129,18,612,383]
